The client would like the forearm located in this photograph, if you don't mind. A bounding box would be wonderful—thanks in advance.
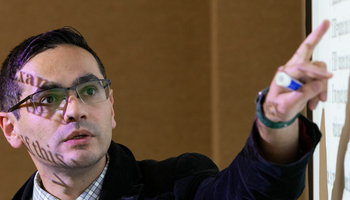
[194,117,319,200]
[256,118,299,164]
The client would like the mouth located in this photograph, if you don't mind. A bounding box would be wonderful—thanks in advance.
[71,135,88,140]
[64,130,93,145]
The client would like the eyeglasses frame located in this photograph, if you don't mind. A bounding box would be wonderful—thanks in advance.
[7,79,112,113]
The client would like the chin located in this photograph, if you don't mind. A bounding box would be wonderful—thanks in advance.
[64,150,106,168]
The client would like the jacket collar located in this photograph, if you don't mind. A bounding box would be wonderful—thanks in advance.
[13,141,142,200]
[99,141,143,199]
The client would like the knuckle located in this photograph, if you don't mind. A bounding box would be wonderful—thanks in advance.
[312,61,327,69]
[303,42,314,51]
[277,66,285,71]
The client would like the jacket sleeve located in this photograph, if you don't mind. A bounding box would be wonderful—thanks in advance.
[194,115,321,200]
[138,152,220,199]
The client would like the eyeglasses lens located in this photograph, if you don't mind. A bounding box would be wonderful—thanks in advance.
[31,80,110,113]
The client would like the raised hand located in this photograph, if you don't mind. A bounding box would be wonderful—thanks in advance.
[264,20,333,123]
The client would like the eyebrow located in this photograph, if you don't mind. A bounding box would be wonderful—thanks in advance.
[34,74,100,92]
[72,74,100,86]
[35,82,63,92]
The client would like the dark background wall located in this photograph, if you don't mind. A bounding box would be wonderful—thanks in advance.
[0,1,306,199]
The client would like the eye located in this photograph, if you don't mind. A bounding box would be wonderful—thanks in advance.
[33,89,65,105]
[82,86,98,96]
[40,94,59,104]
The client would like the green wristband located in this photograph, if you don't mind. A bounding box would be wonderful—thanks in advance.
[255,87,300,129]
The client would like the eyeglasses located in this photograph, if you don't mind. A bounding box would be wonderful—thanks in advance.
[8,79,111,113]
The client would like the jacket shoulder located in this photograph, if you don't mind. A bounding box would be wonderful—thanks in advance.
[12,172,36,200]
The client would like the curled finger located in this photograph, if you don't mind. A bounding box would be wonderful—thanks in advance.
[285,62,332,81]
[312,61,327,70]
[308,96,320,110]
[319,91,328,102]
[299,80,324,103]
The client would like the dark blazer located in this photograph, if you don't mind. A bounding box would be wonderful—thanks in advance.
[12,115,321,200]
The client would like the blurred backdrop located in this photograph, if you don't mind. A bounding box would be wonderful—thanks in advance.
[0,1,305,199]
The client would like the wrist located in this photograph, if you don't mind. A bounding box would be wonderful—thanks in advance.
[255,87,300,129]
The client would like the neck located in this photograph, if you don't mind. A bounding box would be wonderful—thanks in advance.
[34,155,106,200]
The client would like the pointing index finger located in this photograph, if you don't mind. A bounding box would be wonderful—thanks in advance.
[288,20,330,64]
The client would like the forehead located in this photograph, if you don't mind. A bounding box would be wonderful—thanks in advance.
[19,44,103,87]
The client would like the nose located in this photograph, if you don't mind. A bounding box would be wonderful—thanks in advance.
[63,92,88,123]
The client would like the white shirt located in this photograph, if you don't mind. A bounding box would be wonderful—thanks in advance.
[32,154,109,200]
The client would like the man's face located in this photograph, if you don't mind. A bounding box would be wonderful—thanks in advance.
[13,44,116,169]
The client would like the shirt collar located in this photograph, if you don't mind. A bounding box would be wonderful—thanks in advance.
[33,154,110,200]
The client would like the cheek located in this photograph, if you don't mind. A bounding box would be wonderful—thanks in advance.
[17,113,56,144]
[16,116,66,166]
[90,104,114,125]
[18,131,54,162]
[20,133,69,167]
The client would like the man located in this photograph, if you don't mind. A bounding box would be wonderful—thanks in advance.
[0,20,332,199]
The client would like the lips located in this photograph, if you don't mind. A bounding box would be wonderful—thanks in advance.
[64,130,93,144]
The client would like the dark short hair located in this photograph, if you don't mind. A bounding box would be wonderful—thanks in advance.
[0,27,107,119]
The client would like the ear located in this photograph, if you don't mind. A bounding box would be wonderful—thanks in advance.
[109,89,117,129]
[0,112,23,148]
